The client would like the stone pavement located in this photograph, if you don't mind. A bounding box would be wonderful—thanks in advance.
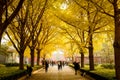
[20,65,93,80]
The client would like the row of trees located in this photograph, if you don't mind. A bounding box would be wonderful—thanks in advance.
[52,0,120,79]
[0,0,120,79]
[0,0,58,70]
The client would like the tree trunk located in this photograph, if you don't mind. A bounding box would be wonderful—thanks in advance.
[37,49,40,65]
[0,31,2,46]
[0,4,3,46]
[113,3,120,79]
[30,48,35,67]
[81,52,84,68]
[88,33,94,70]
[19,53,24,70]
[114,28,120,79]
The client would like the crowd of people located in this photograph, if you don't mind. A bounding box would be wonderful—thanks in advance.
[42,60,81,74]
[42,60,68,72]
[26,60,80,77]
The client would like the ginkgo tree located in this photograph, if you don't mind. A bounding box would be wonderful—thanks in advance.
[52,0,112,70]
[63,36,81,63]
[0,0,24,44]
[52,1,88,68]
[59,25,87,68]
[5,0,31,70]
[86,0,120,79]
[28,0,48,67]
[36,23,58,65]
[0,1,118,79]
[35,14,59,65]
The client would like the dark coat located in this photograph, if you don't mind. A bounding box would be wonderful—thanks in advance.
[45,61,49,69]
[73,62,80,70]
[27,66,33,76]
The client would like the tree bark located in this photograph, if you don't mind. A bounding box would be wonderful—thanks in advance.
[0,2,3,45]
[0,31,3,45]
[113,1,120,79]
[81,52,84,68]
[88,30,94,70]
[19,52,24,70]
[30,48,35,67]
[37,49,41,65]
[114,28,120,79]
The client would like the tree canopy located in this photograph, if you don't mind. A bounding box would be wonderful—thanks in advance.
[2,0,120,79]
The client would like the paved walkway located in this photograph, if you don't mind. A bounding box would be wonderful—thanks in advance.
[20,65,92,80]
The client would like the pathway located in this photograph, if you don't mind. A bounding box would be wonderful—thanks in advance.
[20,65,93,80]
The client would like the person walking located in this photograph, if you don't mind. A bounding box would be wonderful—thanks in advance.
[27,65,33,76]
[45,60,49,72]
[73,62,80,75]
[58,61,60,70]
[60,61,62,70]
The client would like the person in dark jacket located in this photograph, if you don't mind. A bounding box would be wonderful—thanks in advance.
[27,65,33,76]
[45,60,49,72]
[73,62,80,75]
